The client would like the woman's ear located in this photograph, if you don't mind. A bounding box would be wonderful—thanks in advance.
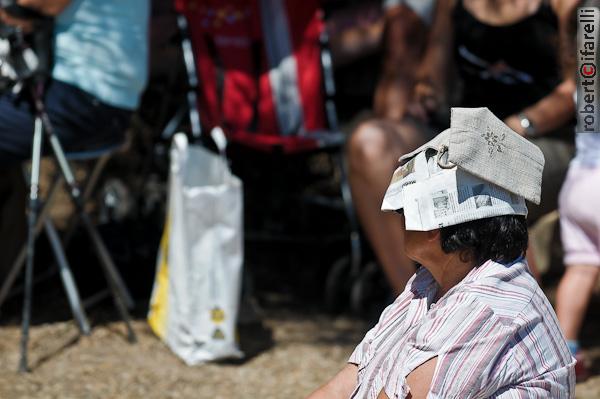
[426,229,441,243]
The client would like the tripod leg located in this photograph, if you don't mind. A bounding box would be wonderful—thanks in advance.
[57,153,111,258]
[44,219,91,335]
[0,175,62,313]
[79,213,137,342]
[39,109,136,342]
[19,117,44,373]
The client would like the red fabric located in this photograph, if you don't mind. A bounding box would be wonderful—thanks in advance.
[228,132,322,152]
[175,0,327,152]
[286,0,325,131]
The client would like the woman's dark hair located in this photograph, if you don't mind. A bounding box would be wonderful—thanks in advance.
[439,215,528,266]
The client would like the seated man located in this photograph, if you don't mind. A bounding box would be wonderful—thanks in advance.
[308,108,574,398]
[0,0,149,276]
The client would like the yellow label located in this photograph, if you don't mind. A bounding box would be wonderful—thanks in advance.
[211,307,225,323]
[148,217,171,340]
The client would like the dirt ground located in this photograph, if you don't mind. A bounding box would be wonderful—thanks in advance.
[0,308,366,399]
[0,302,599,399]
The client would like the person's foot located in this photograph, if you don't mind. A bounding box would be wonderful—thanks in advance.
[574,352,590,382]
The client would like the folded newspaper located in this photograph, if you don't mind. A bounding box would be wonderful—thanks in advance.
[381,107,541,231]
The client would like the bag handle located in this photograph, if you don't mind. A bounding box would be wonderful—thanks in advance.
[210,126,236,181]
[210,126,228,158]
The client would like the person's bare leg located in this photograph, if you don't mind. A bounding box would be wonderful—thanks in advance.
[556,264,600,340]
[347,119,428,294]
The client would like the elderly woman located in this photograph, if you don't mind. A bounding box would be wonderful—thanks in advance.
[308,108,575,398]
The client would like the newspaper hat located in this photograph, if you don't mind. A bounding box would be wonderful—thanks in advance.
[381,107,545,231]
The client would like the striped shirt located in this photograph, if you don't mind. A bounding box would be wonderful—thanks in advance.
[348,258,575,398]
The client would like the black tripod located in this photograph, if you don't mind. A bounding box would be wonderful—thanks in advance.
[18,81,137,373]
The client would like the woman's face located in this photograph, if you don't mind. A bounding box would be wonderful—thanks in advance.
[400,214,436,264]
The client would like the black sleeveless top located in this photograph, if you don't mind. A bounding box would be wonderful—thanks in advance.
[453,0,562,119]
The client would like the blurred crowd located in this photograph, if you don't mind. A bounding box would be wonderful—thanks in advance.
[0,0,598,381]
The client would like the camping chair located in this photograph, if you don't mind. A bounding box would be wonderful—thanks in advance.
[170,0,363,301]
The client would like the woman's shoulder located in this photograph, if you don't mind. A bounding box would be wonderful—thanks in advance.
[464,257,535,288]
[450,258,568,343]
[452,258,540,321]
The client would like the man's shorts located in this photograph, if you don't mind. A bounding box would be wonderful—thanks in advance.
[0,79,132,166]
[559,164,600,267]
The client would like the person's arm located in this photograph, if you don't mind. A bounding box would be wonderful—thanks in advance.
[373,4,430,122]
[327,3,386,69]
[503,0,579,136]
[406,0,456,122]
[0,0,70,31]
[306,363,358,399]
[374,357,436,399]
[0,8,33,30]
[404,357,437,399]
[15,0,71,16]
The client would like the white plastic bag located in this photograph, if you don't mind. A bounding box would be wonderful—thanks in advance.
[148,130,244,364]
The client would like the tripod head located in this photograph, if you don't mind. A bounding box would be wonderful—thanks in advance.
[0,2,53,92]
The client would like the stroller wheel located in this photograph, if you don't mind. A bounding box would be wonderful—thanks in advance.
[350,261,384,317]
[324,256,352,314]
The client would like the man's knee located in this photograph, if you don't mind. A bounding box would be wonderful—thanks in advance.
[347,121,394,173]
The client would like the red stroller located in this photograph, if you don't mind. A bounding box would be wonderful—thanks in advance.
[163,0,379,313]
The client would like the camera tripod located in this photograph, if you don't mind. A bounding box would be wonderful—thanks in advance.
[17,81,137,372]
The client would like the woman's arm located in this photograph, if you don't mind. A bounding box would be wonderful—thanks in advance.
[306,363,358,399]
[504,0,580,136]
[504,79,576,136]
[375,357,437,399]
[404,357,437,399]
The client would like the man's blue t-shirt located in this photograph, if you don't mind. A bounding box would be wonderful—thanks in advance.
[52,0,149,110]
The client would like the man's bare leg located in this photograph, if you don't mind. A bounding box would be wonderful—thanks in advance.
[347,119,429,295]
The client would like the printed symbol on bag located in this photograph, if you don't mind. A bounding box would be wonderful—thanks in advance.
[211,307,226,324]
[212,328,226,340]
[481,126,505,155]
